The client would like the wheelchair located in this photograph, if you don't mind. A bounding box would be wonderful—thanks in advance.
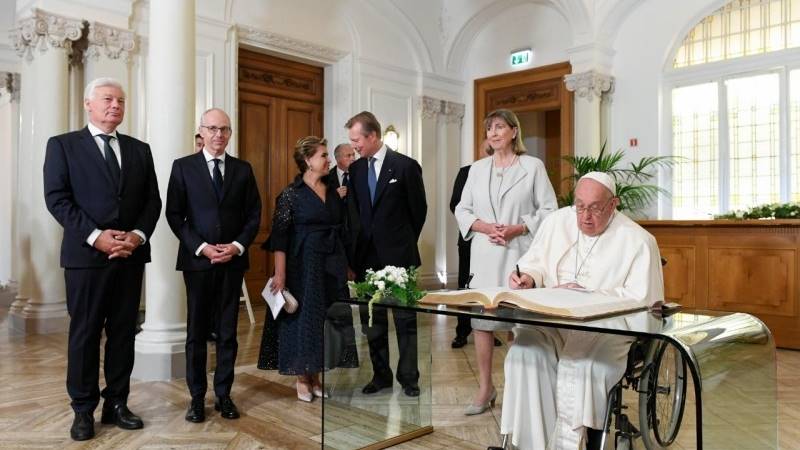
[599,337,687,450]
[489,337,687,450]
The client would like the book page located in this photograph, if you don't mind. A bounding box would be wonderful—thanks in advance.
[420,287,506,308]
[496,288,645,319]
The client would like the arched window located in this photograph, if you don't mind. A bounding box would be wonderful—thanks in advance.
[668,0,800,218]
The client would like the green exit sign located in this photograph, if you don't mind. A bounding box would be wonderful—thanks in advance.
[510,49,532,67]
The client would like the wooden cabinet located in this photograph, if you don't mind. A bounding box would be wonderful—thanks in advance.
[640,220,800,349]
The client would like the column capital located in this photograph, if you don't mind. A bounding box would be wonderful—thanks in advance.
[419,96,443,120]
[443,101,465,124]
[0,72,21,102]
[9,8,85,62]
[85,21,136,63]
[564,70,614,102]
[418,96,465,124]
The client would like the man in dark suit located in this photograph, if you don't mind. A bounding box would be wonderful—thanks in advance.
[449,165,473,348]
[166,108,261,423]
[327,143,359,264]
[346,111,427,397]
[43,78,161,441]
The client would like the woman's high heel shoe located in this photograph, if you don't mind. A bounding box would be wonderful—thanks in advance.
[312,385,329,399]
[464,388,497,416]
[297,381,313,402]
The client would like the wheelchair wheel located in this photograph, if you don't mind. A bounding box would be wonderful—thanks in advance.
[638,341,687,449]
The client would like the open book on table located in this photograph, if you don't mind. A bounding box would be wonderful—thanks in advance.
[420,287,647,320]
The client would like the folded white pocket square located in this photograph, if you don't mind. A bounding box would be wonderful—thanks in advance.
[389,178,398,184]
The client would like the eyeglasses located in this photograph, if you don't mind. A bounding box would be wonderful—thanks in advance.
[200,125,233,136]
[573,198,615,216]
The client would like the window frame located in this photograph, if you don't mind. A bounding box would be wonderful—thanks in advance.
[661,46,800,218]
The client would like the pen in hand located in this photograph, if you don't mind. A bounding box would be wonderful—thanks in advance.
[516,264,521,278]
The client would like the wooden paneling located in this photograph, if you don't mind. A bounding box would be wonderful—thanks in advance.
[660,246,697,308]
[238,49,324,300]
[473,62,574,196]
[641,220,800,349]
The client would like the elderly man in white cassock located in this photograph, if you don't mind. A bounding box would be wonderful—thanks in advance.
[500,171,664,450]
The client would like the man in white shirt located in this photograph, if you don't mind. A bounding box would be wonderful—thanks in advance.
[503,172,664,450]
[43,77,161,441]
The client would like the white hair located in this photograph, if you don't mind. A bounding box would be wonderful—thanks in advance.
[83,77,125,101]
[199,107,230,125]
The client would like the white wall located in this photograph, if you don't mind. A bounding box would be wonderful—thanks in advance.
[609,0,726,217]
[460,2,571,164]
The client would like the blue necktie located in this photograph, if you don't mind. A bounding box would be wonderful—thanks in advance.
[368,157,377,204]
[99,134,120,188]
[212,158,223,201]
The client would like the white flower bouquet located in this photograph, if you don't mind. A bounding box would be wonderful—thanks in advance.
[349,265,425,326]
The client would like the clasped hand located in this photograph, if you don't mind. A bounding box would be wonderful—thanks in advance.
[201,243,239,264]
[481,222,523,246]
[94,229,141,259]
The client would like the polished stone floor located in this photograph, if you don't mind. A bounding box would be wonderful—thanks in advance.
[0,302,796,449]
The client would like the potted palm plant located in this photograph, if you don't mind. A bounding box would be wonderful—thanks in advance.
[558,144,678,216]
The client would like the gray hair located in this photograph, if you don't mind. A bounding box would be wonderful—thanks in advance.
[83,77,125,101]
[333,143,352,159]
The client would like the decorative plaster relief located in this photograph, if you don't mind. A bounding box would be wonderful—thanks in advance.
[9,8,85,62]
[238,27,347,64]
[85,22,136,63]
[564,70,614,101]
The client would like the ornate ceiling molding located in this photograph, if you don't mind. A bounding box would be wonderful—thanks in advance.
[238,27,347,64]
[85,21,136,63]
[563,70,614,101]
[9,8,85,62]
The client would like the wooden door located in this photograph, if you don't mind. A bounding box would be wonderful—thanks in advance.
[474,62,573,197]
[238,49,324,300]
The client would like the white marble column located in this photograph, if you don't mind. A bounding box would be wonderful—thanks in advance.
[132,0,195,381]
[417,96,465,289]
[0,73,20,306]
[564,70,614,157]
[9,9,84,333]
[84,21,135,133]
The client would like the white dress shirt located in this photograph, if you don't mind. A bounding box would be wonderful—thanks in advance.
[195,148,245,257]
[369,144,388,179]
[336,167,347,186]
[85,122,146,247]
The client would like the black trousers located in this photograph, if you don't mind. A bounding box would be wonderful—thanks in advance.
[183,266,244,399]
[455,241,472,338]
[65,262,144,413]
[357,243,418,386]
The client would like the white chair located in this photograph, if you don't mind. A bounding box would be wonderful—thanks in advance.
[240,280,255,324]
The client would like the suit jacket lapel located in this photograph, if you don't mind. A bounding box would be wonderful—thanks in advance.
[117,134,133,195]
[499,164,528,201]
[220,153,236,202]
[193,152,218,201]
[372,150,395,207]
[354,159,372,217]
[80,127,116,188]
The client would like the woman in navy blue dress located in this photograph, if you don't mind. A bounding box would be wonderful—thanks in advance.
[261,136,355,401]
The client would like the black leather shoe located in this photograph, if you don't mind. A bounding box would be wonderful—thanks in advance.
[402,384,420,397]
[185,397,205,423]
[361,379,392,394]
[214,396,240,419]
[70,412,95,441]
[100,403,143,430]
[208,332,218,342]
[451,335,468,348]
[493,337,503,347]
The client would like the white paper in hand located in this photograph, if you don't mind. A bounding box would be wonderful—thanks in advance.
[261,278,285,320]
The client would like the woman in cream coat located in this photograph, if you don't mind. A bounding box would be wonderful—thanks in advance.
[455,109,557,415]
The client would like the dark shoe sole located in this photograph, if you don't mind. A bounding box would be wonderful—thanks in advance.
[70,431,94,441]
[214,404,240,419]
[185,415,205,423]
